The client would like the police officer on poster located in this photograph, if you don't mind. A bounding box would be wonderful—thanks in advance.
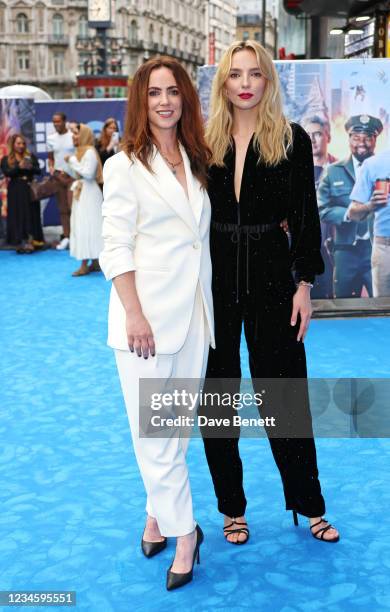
[318,114,383,298]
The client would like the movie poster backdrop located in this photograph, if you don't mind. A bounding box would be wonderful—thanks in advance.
[198,58,390,300]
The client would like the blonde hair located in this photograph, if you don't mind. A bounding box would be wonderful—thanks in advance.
[75,123,103,185]
[206,40,292,167]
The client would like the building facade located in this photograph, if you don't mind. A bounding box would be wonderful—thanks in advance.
[205,0,237,64]
[235,0,278,57]
[236,12,277,57]
[0,0,88,98]
[0,0,211,98]
[101,0,206,82]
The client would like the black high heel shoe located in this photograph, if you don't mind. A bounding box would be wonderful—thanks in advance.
[292,510,339,543]
[141,535,167,558]
[166,525,204,591]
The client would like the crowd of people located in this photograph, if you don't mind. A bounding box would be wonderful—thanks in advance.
[0,114,120,274]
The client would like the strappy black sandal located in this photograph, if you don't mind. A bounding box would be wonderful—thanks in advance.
[310,517,339,543]
[223,519,250,545]
[293,510,339,543]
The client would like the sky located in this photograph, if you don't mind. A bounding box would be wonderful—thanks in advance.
[236,0,280,18]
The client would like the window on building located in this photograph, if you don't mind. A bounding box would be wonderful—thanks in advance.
[254,31,261,41]
[129,20,137,44]
[78,15,88,38]
[149,23,154,43]
[176,32,180,49]
[243,31,249,41]
[16,13,29,34]
[53,51,65,75]
[52,13,64,38]
[17,50,30,70]
[168,30,172,48]
[159,26,164,45]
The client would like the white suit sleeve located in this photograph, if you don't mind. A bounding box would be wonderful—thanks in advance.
[99,154,138,281]
[68,150,98,179]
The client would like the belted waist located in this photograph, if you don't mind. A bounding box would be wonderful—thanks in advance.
[211,221,281,303]
[212,221,280,234]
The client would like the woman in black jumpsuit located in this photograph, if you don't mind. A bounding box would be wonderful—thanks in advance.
[201,40,339,544]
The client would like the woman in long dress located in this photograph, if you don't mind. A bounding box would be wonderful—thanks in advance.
[65,124,103,276]
[1,133,42,252]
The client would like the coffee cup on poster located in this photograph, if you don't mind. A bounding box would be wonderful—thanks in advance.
[375,178,390,196]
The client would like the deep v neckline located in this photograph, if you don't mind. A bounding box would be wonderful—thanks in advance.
[232,134,254,206]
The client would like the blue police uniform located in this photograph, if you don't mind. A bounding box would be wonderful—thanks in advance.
[317,115,383,298]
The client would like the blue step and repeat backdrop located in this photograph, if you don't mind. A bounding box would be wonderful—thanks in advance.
[0,98,126,227]
[34,99,126,226]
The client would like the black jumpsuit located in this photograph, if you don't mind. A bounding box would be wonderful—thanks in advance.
[201,122,326,519]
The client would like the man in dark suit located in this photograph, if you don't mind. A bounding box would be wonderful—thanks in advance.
[317,115,383,298]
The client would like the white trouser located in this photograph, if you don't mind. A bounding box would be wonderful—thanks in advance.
[372,239,390,297]
[114,285,209,537]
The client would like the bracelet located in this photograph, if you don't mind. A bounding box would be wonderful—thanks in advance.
[296,280,314,289]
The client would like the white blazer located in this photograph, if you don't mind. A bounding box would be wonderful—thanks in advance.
[99,145,215,354]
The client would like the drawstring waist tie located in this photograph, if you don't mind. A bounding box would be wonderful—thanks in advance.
[211,221,280,302]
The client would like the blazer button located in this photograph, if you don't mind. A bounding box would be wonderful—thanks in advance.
[192,241,200,249]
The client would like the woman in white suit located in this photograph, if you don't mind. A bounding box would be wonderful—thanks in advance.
[99,57,215,591]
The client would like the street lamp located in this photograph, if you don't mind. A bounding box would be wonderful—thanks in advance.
[262,0,266,47]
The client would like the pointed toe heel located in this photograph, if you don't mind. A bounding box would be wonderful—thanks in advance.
[141,537,167,558]
[166,525,204,591]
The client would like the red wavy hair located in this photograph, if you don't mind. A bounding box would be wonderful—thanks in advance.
[122,57,211,188]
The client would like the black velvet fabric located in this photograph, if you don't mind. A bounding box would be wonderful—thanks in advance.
[201,123,326,519]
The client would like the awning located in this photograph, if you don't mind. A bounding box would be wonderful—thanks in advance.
[283,0,383,17]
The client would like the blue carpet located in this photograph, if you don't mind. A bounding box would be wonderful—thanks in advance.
[1,250,390,612]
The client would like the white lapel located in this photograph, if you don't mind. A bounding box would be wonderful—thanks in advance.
[135,146,199,235]
[179,142,204,227]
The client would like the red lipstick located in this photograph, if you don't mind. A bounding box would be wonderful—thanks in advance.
[238,93,253,99]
